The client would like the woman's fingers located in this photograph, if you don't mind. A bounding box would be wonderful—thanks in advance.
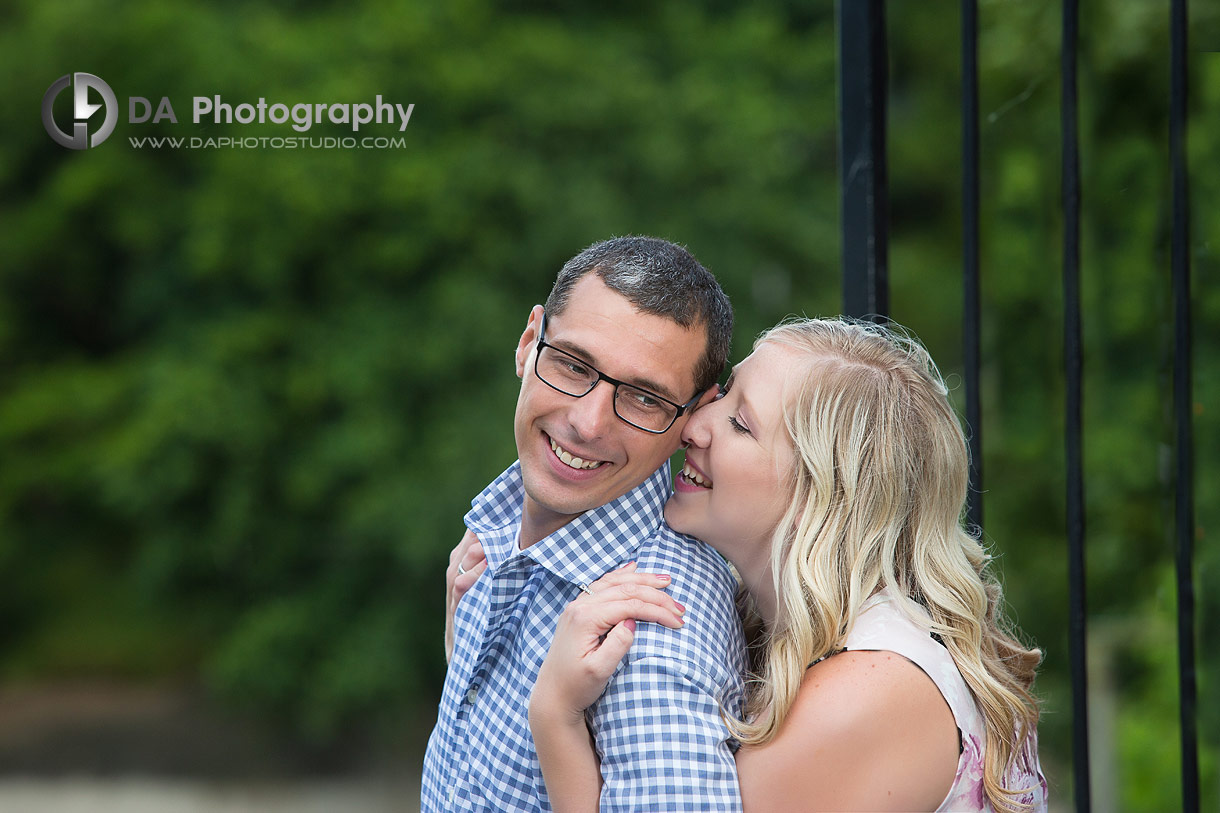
[533,570,690,717]
[446,530,485,606]
[583,565,680,602]
[557,582,686,639]
[452,539,488,601]
[579,575,685,619]
[583,589,685,630]
[446,530,482,593]
[584,619,637,674]
[454,557,488,594]
[572,596,684,633]
[444,529,484,662]
[459,539,488,572]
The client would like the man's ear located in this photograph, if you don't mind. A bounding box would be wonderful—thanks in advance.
[515,305,545,379]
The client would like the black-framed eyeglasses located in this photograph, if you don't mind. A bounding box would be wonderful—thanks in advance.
[534,312,700,434]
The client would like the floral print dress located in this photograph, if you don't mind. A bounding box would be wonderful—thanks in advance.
[841,591,1048,812]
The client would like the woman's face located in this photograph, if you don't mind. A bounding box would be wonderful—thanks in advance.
[664,341,801,571]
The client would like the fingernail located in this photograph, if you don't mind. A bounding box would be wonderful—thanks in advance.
[624,619,636,632]
[623,561,638,570]
[674,601,687,614]
[655,573,670,582]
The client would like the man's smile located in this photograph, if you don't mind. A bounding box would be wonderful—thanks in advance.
[548,435,607,470]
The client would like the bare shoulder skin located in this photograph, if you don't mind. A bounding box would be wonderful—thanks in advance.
[734,649,959,812]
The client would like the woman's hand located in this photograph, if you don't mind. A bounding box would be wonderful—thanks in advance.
[444,529,488,662]
[528,563,686,813]
[531,563,686,722]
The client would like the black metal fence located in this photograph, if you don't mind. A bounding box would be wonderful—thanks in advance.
[834,2,1198,810]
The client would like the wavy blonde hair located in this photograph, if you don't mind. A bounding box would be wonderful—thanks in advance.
[728,317,1041,812]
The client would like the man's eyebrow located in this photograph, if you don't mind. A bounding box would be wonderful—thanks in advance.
[550,338,682,403]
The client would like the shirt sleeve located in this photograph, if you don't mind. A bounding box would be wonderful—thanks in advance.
[588,654,742,812]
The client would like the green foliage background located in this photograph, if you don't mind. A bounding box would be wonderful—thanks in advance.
[0,0,1215,808]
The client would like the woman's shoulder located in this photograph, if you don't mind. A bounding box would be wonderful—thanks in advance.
[839,591,1048,812]
[735,646,959,811]
[844,591,981,721]
[798,646,960,750]
[796,646,957,742]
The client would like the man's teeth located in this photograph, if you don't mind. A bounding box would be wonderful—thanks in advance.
[682,463,712,488]
[550,438,604,470]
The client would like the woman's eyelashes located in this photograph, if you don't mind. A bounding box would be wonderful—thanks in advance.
[717,380,750,434]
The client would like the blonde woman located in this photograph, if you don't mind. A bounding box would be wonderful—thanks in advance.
[527,318,1047,812]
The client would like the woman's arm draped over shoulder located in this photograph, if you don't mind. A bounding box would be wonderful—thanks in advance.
[529,693,604,813]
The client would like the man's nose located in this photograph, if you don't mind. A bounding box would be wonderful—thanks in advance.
[567,380,618,441]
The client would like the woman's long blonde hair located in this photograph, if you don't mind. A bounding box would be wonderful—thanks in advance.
[729,317,1041,812]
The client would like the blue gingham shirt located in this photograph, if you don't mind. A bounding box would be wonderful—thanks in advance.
[421,461,747,812]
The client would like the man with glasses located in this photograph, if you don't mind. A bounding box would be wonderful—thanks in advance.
[422,237,747,811]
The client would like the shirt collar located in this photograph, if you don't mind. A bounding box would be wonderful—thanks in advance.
[465,460,672,588]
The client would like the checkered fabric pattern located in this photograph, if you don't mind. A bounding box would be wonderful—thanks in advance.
[421,461,747,812]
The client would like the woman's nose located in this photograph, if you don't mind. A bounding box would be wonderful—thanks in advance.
[679,400,715,449]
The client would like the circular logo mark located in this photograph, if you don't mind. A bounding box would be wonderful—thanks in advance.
[42,73,118,149]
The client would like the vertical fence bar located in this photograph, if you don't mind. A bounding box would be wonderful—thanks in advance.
[1061,1,1091,810]
[837,0,889,321]
[961,0,983,532]
[1169,0,1199,808]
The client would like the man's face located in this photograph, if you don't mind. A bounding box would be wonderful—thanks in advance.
[513,274,710,532]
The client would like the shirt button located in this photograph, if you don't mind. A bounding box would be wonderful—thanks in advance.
[465,686,478,705]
